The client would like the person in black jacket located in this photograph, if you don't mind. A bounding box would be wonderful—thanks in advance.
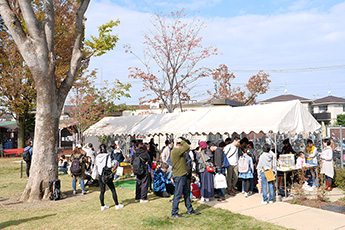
[212,142,227,201]
[133,143,151,203]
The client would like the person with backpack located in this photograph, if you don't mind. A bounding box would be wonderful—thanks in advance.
[171,137,199,218]
[23,140,33,178]
[224,135,241,196]
[132,142,151,203]
[95,149,124,211]
[70,144,87,195]
[238,149,254,198]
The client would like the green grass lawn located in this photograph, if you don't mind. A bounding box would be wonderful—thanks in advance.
[0,158,288,230]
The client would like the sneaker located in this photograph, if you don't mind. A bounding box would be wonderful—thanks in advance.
[217,197,225,201]
[171,213,184,218]
[140,199,148,203]
[188,210,200,215]
[244,192,248,198]
[201,197,205,202]
[115,204,124,210]
[135,199,140,202]
[269,201,274,204]
[306,186,314,192]
[205,198,209,202]
[242,191,245,194]
[82,191,88,195]
[101,205,109,211]
[73,191,77,195]
[261,201,268,204]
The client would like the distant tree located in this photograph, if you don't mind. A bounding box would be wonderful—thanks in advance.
[337,114,345,126]
[210,64,271,105]
[0,0,119,202]
[66,71,131,144]
[125,9,218,113]
[0,15,36,148]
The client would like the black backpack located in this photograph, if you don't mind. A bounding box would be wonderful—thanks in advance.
[49,179,61,201]
[100,155,114,184]
[132,155,145,176]
[22,147,32,162]
[70,154,83,176]
[184,150,192,176]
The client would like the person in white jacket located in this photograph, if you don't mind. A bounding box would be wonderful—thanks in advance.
[319,138,334,191]
[95,152,124,211]
[223,136,240,195]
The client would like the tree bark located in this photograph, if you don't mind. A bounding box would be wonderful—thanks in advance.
[0,0,90,202]
[20,69,60,202]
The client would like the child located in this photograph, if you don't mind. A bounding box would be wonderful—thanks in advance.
[190,176,201,199]
[295,151,306,169]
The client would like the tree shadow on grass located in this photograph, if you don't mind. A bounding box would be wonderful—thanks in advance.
[0,214,56,229]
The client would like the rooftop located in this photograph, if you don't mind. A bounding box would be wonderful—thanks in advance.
[260,94,312,103]
[313,95,345,104]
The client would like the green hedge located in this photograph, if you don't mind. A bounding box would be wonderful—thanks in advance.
[334,167,345,189]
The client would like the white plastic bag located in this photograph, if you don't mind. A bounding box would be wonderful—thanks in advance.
[214,173,227,189]
[91,165,99,180]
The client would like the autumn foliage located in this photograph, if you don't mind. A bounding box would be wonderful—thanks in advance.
[125,9,218,113]
[211,64,271,105]
[66,71,131,143]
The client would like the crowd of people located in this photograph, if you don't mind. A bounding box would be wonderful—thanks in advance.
[47,134,335,215]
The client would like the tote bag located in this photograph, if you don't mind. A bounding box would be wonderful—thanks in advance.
[263,156,275,182]
[214,173,227,189]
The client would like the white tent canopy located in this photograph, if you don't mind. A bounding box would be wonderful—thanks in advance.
[84,115,148,137]
[188,100,321,135]
[129,109,210,137]
[84,100,321,137]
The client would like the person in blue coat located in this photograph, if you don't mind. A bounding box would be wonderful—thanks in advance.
[24,140,33,178]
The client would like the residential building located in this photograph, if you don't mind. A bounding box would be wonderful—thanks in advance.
[313,95,345,125]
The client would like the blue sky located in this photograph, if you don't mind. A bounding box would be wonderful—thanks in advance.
[84,0,345,104]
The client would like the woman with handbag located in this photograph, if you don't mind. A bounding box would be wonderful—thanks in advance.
[257,144,276,204]
[195,141,214,202]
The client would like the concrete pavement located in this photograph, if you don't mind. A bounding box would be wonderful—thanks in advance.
[201,188,345,230]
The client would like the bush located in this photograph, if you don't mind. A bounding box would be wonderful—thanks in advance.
[334,167,345,189]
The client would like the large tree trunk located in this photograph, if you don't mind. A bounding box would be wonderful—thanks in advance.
[20,70,60,202]
[16,115,25,148]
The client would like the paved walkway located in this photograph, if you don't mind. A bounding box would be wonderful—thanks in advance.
[202,188,345,230]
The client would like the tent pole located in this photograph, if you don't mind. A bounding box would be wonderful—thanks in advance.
[275,133,279,201]
[340,125,343,169]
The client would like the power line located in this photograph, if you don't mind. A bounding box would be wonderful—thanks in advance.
[231,64,345,73]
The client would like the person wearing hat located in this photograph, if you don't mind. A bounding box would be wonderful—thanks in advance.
[170,137,199,218]
[195,141,214,202]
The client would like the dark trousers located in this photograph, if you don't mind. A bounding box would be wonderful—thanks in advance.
[135,172,149,200]
[325,175,332,183]
[99,179,119,206]
[171,175,193,215]
[26,161,31,178]
[243,179,250,193]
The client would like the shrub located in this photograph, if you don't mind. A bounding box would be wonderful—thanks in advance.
[334,167,345,190]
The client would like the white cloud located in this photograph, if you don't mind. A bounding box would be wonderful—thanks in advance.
[84,1,345,104]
